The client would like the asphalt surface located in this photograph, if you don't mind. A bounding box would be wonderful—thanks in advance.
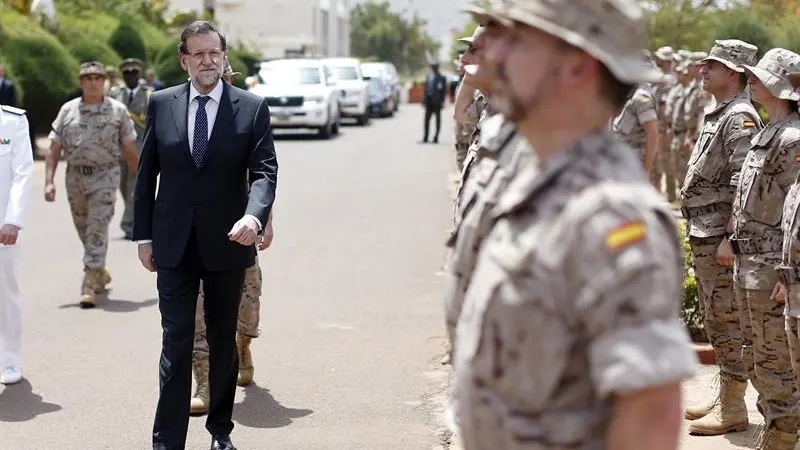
[0,104,457,449]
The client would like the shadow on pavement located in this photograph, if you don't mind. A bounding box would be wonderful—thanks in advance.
[722,425,762,448]
[233,382,312,429]
[58,296,158,313]
[0,379,62,422]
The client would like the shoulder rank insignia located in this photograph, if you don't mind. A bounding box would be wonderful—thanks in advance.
[605,220,647,252]
[743,120,756,128]
[0,105,25,116]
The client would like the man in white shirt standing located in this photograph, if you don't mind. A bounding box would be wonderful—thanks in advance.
[0,104,34,385]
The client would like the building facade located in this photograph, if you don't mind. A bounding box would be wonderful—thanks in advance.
[167,0,350,60]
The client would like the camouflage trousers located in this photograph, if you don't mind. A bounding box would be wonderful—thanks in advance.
[193,258,262,361]
[736,284,799,431]
[455,142,470,173]
[118,159,136,235]
[672,131,690,186]
[650,132,677,200]
[689,235,748,381]
[65,164,120,270]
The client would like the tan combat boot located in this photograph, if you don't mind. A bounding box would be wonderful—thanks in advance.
[190,357,209,415]
[756,424,798,450]
[688,374,749,435]
[79,269,99,309]
[94,267,112,294]
[237,334,254,386]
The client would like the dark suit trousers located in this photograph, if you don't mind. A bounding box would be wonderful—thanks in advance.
[152,228,245,450]
[423,105,442,142]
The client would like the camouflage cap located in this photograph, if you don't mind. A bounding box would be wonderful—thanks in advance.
[676,49,692,61]
[458,25,486,45]
[466,0,662,84]
[120,58,144,72]
[701,39,758,73]
[79,61,107,77]
[742,48,800,101]
[690,51,708,65]
[654,46,675,61]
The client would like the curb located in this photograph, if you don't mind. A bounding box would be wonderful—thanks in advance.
[693,343,715,365]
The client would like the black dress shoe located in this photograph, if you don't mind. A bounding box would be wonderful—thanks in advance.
[210,434,237,450]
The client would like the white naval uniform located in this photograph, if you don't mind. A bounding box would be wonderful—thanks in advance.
[0,105,33,372]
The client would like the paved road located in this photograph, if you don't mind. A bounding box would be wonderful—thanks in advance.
[0,105,457,449]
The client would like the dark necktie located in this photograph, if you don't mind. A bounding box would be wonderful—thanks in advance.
[193,96,210,168]
[128,89,134,105]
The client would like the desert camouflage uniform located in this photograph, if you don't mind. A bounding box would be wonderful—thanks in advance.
[733,114,800,437]
[108,79,152,237]
[454,89,484,172]
[780,178,800,408]
[194,255,263,360]
[453,94,493,225]
[443,114,534,348]
[452,131,698,449]
[49,96,136,272]
[669,78,691,185]
[680,78,709,183]
[611,83,657,165]
[654,70,678,198]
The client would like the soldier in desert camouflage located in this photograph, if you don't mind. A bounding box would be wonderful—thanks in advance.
[678,52,711,183]
[189,60,275,415]
[451,1,698,449]
[452,26,486,174]
[736,48,800,450]
[611,73,660,171]
[680,39,763,436]
[44,62,139,308]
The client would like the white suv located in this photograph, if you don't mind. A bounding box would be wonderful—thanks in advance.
[249,59,342,138]
[322,57,371,125]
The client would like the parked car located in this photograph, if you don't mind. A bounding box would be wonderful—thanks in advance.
[249,59,342,139]
[322,57,371,125]
[367,76,395,117]
[361,61,400,112]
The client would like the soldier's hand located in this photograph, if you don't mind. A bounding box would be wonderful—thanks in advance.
[44,183,56,202]
[771,282,788,303]
[258,222,274,251]
[715,238,735,267]
[0,224,20,246]
[138,243,156,272]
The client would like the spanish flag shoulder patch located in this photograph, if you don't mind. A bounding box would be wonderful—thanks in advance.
[605,220,647,252]
[795,154,800,163]
[743,120,756,128]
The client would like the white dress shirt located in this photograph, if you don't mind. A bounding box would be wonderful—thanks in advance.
[137,79,261,245]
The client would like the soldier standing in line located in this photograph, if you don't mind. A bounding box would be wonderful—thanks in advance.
[661,50,690,202]
[189,60,275,415]
[104,65,123,94]
[730,48,800,450]
[452,26,485,174]
[668,60,694,186]
[652,46,677,196]
[452,1,699,448]
[680,40,762,435]
[680,52,710,184]
[108,58,153,240]
[611,75,660,172]
[44,62,139,308]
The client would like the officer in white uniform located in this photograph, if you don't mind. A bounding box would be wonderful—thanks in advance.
[0,104,34,385]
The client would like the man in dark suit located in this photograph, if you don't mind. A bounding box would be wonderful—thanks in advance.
[0,65,17,107]
[421,62,447,143]
[133,21,277,450]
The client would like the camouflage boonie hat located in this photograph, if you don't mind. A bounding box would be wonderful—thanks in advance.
[654,46,675,61]
[79,61,107,77]
[466,0,663,84]
[742,48,800,101]
[701,39,758,73]
[690,51,708,65]
[458,26,486,45]
[120,58,144,72]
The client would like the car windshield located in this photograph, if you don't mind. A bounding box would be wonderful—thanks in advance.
[361,65,384,77]
[368,77,385,94]
[258,67,321,85]
[331,66,359,80]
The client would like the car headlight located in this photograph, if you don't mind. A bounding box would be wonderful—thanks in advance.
[304,96,324,105]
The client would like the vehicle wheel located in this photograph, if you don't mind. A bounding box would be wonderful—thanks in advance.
[332,111,341,135]
[393,94,399,111]
[318,118,333,139]
[357,112,370,126]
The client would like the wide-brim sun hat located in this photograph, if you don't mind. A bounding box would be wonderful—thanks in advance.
[464,0,664,85]
[742,48,800,101]
[700,39,758,73]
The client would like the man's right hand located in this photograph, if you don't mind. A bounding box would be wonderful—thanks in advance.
[138,243,155,272]
[44,183,56,202]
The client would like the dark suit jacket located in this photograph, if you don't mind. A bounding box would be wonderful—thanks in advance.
[0,79,17,107]
[423,72,447,110]
[133,81,278,271]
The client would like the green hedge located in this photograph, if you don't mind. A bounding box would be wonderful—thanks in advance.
[678,222,705,342]
[66,38,122,67]
[3,35,80,133]
[108,22,147,62]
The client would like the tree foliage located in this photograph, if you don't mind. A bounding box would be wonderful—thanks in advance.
[350,1,440,75]
[108,22,148,62]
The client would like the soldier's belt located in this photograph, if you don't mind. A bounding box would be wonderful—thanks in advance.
[775,265,800,285]
[681,203,729,219]
[68,162,119,176]
[729,237,783,255]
